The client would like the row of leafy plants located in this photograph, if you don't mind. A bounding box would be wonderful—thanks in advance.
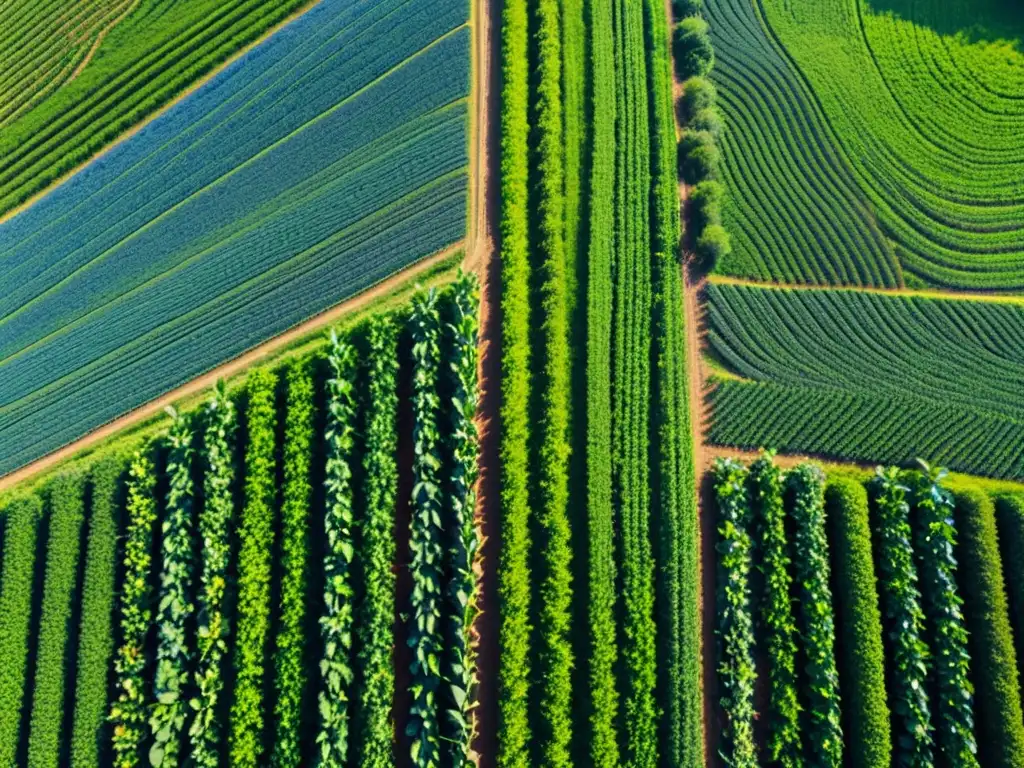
[0,277,481,767]
[711,455,1024,768]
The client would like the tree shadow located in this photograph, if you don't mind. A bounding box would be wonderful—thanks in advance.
[864,0,1024,52]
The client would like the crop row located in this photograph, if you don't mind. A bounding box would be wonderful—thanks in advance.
[711,456,1024,767]
[0,0,471,477]
[497,0,701,764]
[0,280,481,766]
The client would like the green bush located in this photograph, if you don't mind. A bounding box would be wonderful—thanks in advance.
[441,274,481,766]
[689,180,724,232]
[353,316,400,767]
[674,16,714,79]
[28,473,86,768]
[408,289,445,767]
[149,410,197,768]
[230,369,278,768]
[496,0,534,762]
[673,0,703,17]
[71,456,123,768]
[788,464,842,767]
[871,467,934,765]
[189,383,237,767]
[695,225,731,270]
[911,466,977,767]
[824,478,891,768]
[680,77,716,122]
[109,453,158,768]
[956,489,1024,768]
[712,459,757,768]
[995,494,1024,688]
[0,495,43,767]
[690,106,723,139]
[678,130,720,185]
[749,456,800,766]
[272,361,314,768]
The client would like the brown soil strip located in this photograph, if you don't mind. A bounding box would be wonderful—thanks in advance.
[0,0,325,227]
[468,0,501,759]
[0,244,463,492]
[67,0,144,84]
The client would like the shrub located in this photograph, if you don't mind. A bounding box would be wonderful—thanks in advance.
[317,332,358,764]
[955,489,1024,768]
[680,76,716,122]
[995,494,1024,686]
[441,274,481,766]
[689,180,724,232]
[678,130,720,184]
[71,456,123,768]
[353,316,400,767]
[0,495,43,767]
[230,369,278,768]
[673,0,703,17]
[749,456,800,766]
[189,383,237,767]
[712,459,757,768]
[28,473,87,768]
[109,454,158,768]
[149,410,197,768]
[272,361,314,768]
[695,225,731,269]
[690,106,723,139]
[674,16,714,79]
[910,465,977,767]
[871,467,933,766]
[824,478,891,768]
[788,464,843,766]
[408,289,445,767]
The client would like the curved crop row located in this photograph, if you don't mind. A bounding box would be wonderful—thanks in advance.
[871,468,933,766]
[109,454,157,768]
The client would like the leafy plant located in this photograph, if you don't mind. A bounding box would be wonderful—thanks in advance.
[408,288,445,768]
[230,369,278,768]
[788,464,843,767]
[441,274,481,766]
[109,453,158,768]
[188,382,237,766]
[353,316,400,767]
[712,458,757,768]
[871,467,933,767]
[317,331,358,764]
[272,361,315,768]
[910,462,977,767]
[149,409,197,768]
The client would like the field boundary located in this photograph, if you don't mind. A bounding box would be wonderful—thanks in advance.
[0,243,464,493]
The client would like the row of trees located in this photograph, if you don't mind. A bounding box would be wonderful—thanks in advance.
[0,278,481,767]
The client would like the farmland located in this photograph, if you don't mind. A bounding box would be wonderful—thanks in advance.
[710,455,1024,767]
[0,0,470,477]
[704,282,1024,477]
[0,0,314,215]
[0,278,481,766]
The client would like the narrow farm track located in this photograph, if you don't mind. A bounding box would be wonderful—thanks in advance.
[0,244,463,493]
[0,0,324,228]
[468,0,501,759]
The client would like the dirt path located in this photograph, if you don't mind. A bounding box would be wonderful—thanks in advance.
[0,244,462,493]
[0,0,324,227]
[68,0,144,84]
[468,0,501,759]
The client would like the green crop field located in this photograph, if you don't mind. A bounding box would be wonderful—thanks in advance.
[0,0,1021,764]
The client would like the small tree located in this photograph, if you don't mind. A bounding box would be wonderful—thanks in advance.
[674,17,714,79]
[680,77,716,122]
[689,180,724,232]
[679,130,720,184]
[696,225,731,270]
